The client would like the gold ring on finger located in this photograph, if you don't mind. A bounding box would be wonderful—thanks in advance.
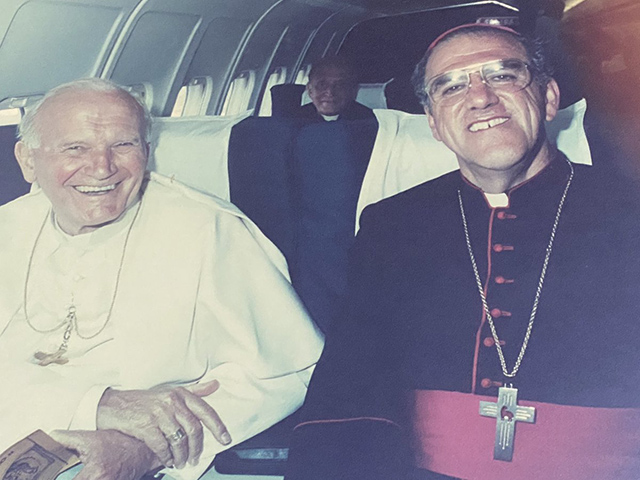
[166,428,186,444]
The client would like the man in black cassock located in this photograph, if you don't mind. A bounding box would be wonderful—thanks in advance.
[286,24,640,480]
[296,56,375,122]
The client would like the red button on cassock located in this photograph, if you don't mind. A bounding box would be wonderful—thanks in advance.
[496,211,517,220]
[494,276,514,284]
[480,378,503,389]
[490,308,502,317]
[483,336,505,347]
[482,337,507,347]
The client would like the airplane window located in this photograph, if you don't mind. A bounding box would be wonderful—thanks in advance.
[171,87,187,117]
[123,83,153,111]
[221,70,256,116]
[258,67,288,117]
[171,77,213,117]
[295,65,311,86]
[0,108,22,126]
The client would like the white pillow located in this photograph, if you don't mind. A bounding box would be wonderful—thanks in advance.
[148,111,251,200]
[357,99,591,232]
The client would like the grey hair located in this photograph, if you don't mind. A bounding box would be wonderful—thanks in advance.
[411,27,553,112]
[17,78,152,148]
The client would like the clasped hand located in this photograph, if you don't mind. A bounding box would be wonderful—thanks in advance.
[50,430,160,480]
[96,379,231,469]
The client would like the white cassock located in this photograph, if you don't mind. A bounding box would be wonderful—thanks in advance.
[0,172,324,480]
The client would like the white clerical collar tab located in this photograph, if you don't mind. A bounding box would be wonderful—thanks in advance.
[483,192,510,208]
[321,114,339,121]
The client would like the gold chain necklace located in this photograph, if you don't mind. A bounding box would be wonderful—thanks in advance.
[458,160,574,378]
[23,200,143,366]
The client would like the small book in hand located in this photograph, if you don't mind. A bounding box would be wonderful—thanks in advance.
[0,430,80,480]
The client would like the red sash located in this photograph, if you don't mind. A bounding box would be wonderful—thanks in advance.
[410,390,640,480]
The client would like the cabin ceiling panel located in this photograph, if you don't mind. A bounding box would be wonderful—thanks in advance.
[296,0,522,60]
[172,0,281,21]
[270,25,315,65]
[116,0,281,21]
[299,7,376,62]
[179,0,344,114]
[229,21,288,86]
[296,0,519,16]
[108,11,201,115]
[102,0,284,115]
[0,0,34,41]
[0,0,138,102]
[267,1,336,25]
[252,1,345,80]
[183,16,254,115]
[211,1,339,111]
[299,28,341,64]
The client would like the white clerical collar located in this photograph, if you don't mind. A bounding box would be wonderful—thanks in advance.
[483,192,510,208]
[321,114,340,122]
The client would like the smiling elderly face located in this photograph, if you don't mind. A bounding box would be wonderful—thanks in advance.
[15,89,148,235]
[307,64,359,116]
[424,31,560,186]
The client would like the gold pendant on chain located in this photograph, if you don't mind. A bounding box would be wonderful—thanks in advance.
[33,308,75,366]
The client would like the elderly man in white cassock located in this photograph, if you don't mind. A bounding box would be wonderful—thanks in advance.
[0,78,324,480]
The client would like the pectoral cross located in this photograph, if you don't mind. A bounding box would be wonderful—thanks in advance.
[479,385,535,461]
[32,307,75,366]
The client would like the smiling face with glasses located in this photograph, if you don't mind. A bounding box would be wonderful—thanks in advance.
[426,58,532,107]
[423,32,560,193]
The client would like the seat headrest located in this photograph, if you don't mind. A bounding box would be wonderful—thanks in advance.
[148,111,251,200]
[358,99,592,233]
[271,84,306,118]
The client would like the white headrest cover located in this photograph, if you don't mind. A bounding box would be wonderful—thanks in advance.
[148,111,251,200]
[358,99,591,231]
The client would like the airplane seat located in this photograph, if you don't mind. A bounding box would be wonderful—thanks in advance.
[148,112,251,200]
[215,116,379,477]
[228,116,303,263]
[270,84,306,118]
[291,118,378,333]
[361,108,462,214]
[213,413,298,476]
[0,125,29,206]
[360,101,593,231]
[149,113,313,476]
[226,115,379,295]
[355,82,389,109]
[384,77,424,113]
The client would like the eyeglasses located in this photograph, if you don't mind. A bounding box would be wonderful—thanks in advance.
[425,58,532,106]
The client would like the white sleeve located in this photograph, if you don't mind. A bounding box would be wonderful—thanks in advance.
[161,213,323,480]
[0,362,108,450]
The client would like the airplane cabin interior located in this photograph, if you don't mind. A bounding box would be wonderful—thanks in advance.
[0,0,638,478]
